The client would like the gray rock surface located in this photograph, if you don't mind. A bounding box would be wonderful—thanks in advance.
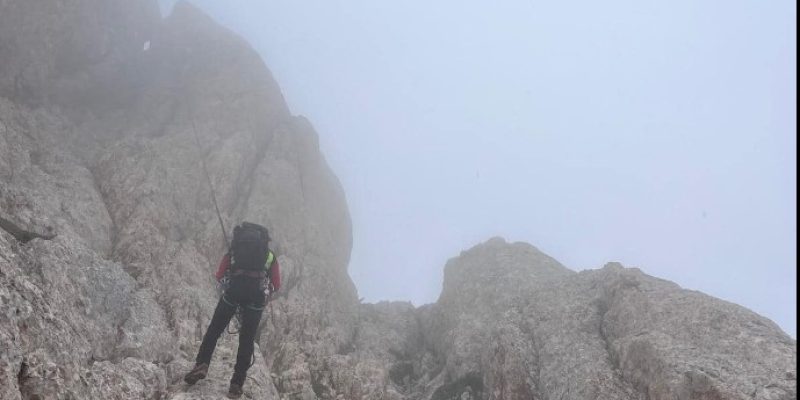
[0,1,795,399]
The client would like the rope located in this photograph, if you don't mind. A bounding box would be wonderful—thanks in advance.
[221,292,271,369]
[189,114,230,249]
[188,111,267,371]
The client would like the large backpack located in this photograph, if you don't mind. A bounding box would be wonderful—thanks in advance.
[230,222,270,272]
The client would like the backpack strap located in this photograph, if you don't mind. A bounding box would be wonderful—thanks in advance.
[266,251,274,267]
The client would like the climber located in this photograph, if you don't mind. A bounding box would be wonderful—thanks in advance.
[183,222,281,399]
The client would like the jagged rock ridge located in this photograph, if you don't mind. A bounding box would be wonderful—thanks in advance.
[0,1,795,399]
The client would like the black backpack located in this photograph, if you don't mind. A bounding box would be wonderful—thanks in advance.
[230,222,270,271]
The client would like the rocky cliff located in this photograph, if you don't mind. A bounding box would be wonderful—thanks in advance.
[0,1,795,399]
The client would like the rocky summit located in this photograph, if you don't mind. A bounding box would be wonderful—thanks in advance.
[0,1,795,399]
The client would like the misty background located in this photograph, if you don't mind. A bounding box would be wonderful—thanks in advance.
[160,0,796,336]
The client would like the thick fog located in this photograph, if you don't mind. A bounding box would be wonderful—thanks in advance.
[160,1,796,336]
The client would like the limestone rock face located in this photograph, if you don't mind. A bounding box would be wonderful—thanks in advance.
[0,1,795,400]
[406,240,796,400]
[0,0,159,109]
[1,0,353,398]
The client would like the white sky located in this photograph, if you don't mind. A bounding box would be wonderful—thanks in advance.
[161,0,796,337]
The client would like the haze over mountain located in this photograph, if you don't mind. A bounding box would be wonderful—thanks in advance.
[156,0,797,338]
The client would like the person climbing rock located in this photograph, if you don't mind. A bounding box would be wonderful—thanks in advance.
[184,222,281,399]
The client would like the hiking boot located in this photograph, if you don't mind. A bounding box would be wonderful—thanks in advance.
[183,363,208,385]
[227,383,244,399]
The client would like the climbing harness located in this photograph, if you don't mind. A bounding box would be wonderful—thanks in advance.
[220,291,271,368]
[222,250,275,335]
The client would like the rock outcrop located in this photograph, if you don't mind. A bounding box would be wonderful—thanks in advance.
[413,239,796,400]
[0,1,795,399]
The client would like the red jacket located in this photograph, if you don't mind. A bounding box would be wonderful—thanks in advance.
[215,252,281,291]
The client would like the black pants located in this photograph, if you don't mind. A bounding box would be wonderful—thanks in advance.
[195,277,265,386]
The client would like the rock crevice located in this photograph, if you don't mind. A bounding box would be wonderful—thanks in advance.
[0,215,56,243]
